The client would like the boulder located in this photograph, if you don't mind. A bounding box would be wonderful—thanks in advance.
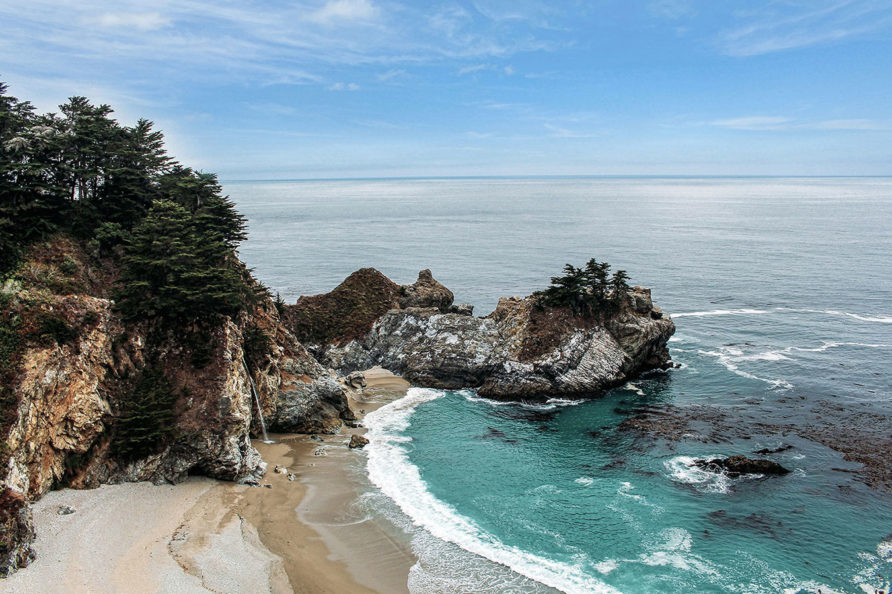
[449,303,475,316]
[398,269,454,311]
[349,434,369,449]
[694,455,790,477]
[345,371,367,389]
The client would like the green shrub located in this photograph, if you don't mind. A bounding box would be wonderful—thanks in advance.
[243,325,273,370]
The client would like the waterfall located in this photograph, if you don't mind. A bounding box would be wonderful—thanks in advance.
[242,355,273,443]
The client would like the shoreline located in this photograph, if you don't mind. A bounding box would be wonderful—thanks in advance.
[5,367,416,593]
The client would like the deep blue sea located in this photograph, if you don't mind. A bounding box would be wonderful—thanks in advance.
[227,177,892,593]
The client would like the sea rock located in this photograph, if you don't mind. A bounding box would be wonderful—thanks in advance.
[349,434,369,449]
[288,269,675,399]
[694,455,791,478]
[398,269,454,311]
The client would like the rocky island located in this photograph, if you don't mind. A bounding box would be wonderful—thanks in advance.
[286,268,675,399]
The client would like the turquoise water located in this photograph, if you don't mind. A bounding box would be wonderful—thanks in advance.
[227,177,892,593]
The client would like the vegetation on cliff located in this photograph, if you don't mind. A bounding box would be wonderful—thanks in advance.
[533,258,631,317]
[0,82,249,325]
[0,81,257,463]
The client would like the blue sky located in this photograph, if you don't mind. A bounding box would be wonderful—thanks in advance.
[2,0,891,178]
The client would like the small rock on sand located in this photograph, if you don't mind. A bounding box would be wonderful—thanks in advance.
[349,435,369,449]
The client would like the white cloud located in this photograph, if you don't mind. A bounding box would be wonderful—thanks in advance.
[708,116,888,131]
[328,82,360,91]
[710,116,792,131]
[544,124,595,138]
[94,12,170,30]
[804,119,888,131]
[719,1,892,56]
[305,0,379,25]
[458,63,492,75]
[648,0,695,20]
[377,69,407,81]
[504,65,515,75]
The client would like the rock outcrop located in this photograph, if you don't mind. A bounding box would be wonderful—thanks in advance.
[694,455,791,477]
[0,487,34,577]
[0,238,351,576]
[287,270,675,399]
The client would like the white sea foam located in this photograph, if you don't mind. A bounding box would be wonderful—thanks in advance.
[673,306,892,324]
[463,392,584,411]
[574,476,594,486]
[779,308,892,324]
[664,456,732,494]
[672,308,770,318]
[638,528,720,578]
[697,348,793,390]
[364,388,619,594]
[622,383,646,396]
[853,538,892,594]
[594,559,618,575]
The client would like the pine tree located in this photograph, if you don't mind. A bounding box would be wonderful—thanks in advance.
[115,199,247,324]
[112,366,177,459]
[610,269,631,305]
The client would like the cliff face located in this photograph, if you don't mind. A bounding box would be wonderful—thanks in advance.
[0,237,350,575]
[288,270,674,399]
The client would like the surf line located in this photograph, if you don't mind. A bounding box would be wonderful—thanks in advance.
[363,388,620,594]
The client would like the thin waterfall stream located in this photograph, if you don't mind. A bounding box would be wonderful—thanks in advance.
[242,355,273,443]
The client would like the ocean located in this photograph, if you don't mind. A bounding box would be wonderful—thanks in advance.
[227,177,892,593]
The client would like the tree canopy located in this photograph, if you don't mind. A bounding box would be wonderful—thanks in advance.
[534,258,632,316]
[0,81,251,325]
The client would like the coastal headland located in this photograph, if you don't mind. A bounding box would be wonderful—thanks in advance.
[1,248,675,587]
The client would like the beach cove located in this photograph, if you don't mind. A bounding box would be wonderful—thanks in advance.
[4,369,416,594]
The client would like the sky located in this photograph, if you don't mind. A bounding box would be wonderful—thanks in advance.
[2,0,892,178]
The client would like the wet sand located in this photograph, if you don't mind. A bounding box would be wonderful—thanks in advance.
[6,367,415,593]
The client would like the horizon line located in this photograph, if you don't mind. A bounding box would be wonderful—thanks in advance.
[220,174,892,183]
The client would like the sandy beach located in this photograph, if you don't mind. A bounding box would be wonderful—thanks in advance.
[5,368,416,593]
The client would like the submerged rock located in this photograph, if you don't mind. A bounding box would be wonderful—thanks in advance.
[694,455,790,478]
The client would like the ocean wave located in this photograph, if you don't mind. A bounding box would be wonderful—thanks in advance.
[779,308,892,324]
[852,538,892,594]
[696,348,793,390]
[673,306,892,324]
[574,476,594,487]
[463,392,584,411]
[664,456,733,494]
[672,308,770,318]
[364,388,619,594]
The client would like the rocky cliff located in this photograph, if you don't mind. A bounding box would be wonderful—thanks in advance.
[0,237,350,576]
[287,269,675,399]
